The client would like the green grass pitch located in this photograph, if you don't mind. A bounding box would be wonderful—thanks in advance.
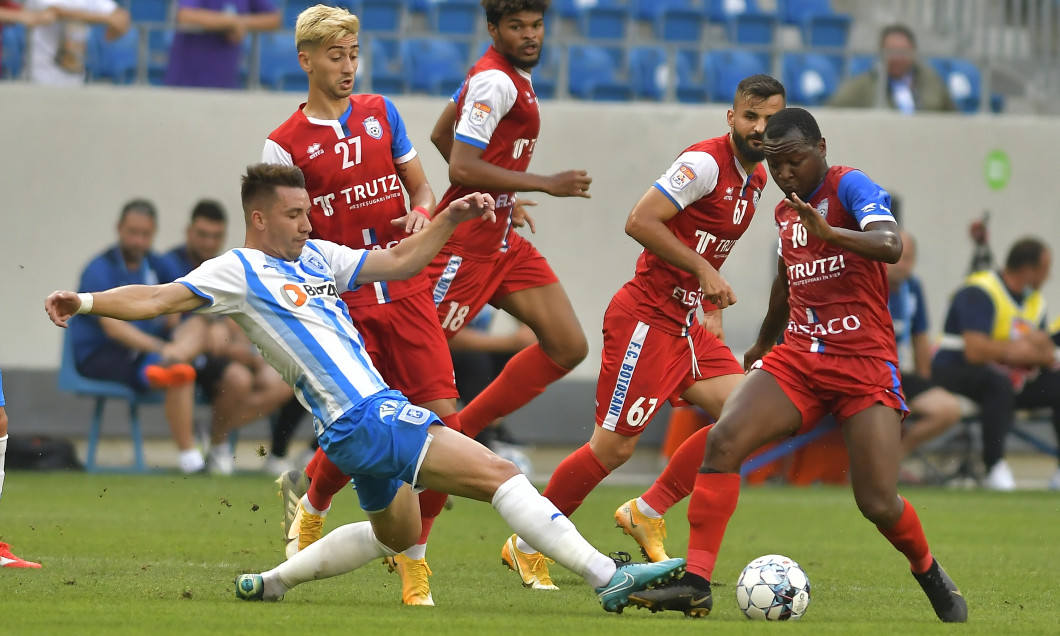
[1,472,1055,635]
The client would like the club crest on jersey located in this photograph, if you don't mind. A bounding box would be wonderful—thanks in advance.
[669,164,697,190]
[362,116,383,140]
[307,143,323,159]
[470,102,492,126]
[816,199,829,218]
[753,187,761,208]
[301,251,328,277]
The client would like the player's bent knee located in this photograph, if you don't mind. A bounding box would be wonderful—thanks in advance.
[854,492,901,526]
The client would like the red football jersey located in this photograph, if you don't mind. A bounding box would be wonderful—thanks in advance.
[437,46,541,258]
[263,94,425,307]
[776,165,898,358]
[613,134,767,336]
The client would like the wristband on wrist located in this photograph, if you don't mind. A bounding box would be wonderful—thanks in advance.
[412,205,429,217]
[76,292,94,315]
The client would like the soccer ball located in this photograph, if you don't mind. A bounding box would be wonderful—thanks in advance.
[735,554,811,621]
[234,574,264,600]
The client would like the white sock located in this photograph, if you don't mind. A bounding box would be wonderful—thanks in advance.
[179,448,204,473]
[515,536,535,554]
[262,521,395,599]
[636,497,662,519]
[301,494,329,517]
[403,542,426,561]
[491,474,617,589]
[0,434,7,502]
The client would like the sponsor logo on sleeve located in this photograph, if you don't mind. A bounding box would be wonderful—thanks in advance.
[362,116,383,139]
[669,164,697,190]
[469,102,492,126]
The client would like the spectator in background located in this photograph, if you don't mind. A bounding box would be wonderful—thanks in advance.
[828,24,956,113]
[887,230,963,463]
[23,0,129,85]
[165,0,280,89]
[71,199,207,473]
[932,237,1060,491]
[162,200,292,474]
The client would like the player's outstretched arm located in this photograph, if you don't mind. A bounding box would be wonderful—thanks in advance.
[744,258,790,370]
[449,141,591,198]
[45,283,204,329]
[357,193,495,284]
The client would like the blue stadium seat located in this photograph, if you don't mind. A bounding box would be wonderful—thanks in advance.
[704,0,766,22]
[846,53,876,78]
[676,48,709,102]
[128,0,171,23]
[86,26,140,84]
[283,0,318,28]
[1,23,26,79]
[629,45,667,100]
[555,0,599,19]
[636,0,704,43]
[567,44,632,101]
[428,0,479,35]
[930,57,983,113]
[355,0,406,33]
[532,44,558,99]
[369,37,407,94]
[146,26,173,85]
[801,13,851,48]
[259,31,307,91]
[725,11,776,45]
[703,49,770,102]
[403,37,466,95]
[57,328,155,473]
[775,0,834,24]
[576,4,629,40]
[782,52,840,105]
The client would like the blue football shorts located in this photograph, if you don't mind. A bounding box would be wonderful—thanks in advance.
[318,389,444,512]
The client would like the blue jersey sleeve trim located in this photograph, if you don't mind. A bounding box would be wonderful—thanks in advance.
[454,132,488,150]
[652,182,683,211]
[451,80,465,103]
[177,280,214,309]
[837,170,894,229]
[383,96,415,160]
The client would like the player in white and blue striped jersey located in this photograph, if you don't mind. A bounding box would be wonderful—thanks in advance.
[45,163,686,612]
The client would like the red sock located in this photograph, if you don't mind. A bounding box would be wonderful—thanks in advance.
[306,450,351,512]
[305,446,322,478]
[459,344,570,439]
[642,424,714,514]
[686,472,740,581]
[877,496,933,574]
[415,413,462,544]
[541,442,610,518]
[661,408,710,459]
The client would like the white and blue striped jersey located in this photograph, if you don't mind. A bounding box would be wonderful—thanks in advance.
[176,239,389,427]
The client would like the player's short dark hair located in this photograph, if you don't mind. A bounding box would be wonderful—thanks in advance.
[481,0,550,26]
[1005,237,1049,271]
[880,23,916,49]
[241,164,307,214]
[119,198,157,225]
[735,74,785,105]
[764,107,822,144]
[191,199,227,225]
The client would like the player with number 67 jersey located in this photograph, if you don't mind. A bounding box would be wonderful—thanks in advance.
[500,75,788,588]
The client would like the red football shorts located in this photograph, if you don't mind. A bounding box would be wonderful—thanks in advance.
[348,292,458,405]
[595,299,743,437]
[426,233,559,337]
[751,344,909,433]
